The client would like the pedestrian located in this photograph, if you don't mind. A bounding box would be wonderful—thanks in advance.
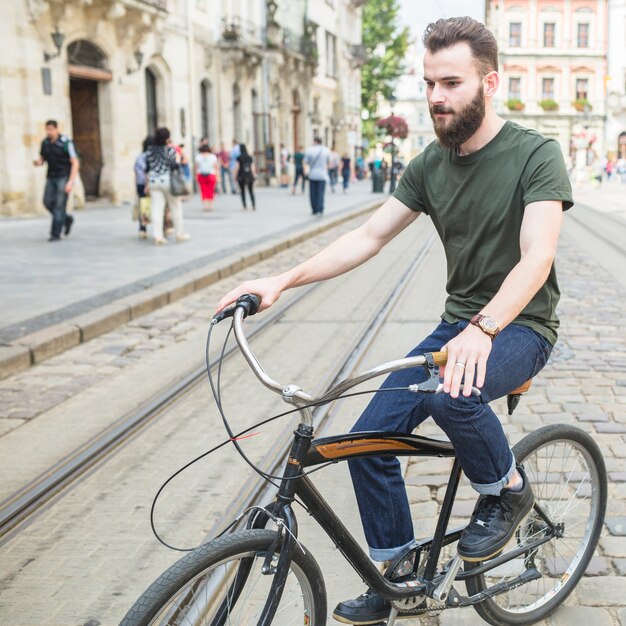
[341,152,352,193]
[217,142,235,194]
[328,144,340,193]
[304,137,330,215]
[133,136,152,239]
[217,16,573,624]
[605,157,614,182]
[617,157,626,184]
[195,144,218,211]
[145,126,189,244]
[292,145,306,194]
[33,120,79,242]
[279,143,290,188]
[229,139,241,194]
[234,143,256,210]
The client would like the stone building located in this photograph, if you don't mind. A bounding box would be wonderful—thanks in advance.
[606,0,626,158]
[485,0,608,159]
[0,0,363,216]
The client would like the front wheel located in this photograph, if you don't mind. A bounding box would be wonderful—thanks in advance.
[465,424,607,625]
[121,529,327,626]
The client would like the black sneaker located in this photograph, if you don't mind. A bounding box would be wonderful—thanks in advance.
[458,466,534,562]
[48,235,61,242]
[332,587,390,625]
[64,215,74,236]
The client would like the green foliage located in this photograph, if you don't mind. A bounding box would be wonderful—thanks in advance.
[506,98,525,111]
[361,0,411,141]
[539,99,559,111]
[572,98,592,112]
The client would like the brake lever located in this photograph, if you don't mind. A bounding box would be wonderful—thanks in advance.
[212,293,262,325]
[408,352,481,396]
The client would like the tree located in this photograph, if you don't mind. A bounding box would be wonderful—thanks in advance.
[361,0,410,142]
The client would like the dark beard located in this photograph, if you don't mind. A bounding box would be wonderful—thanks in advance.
[430,87,486,149]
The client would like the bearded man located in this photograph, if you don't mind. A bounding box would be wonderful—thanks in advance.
[217,17,573,624]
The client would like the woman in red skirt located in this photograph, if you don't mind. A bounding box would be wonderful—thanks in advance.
[195,144,218,210]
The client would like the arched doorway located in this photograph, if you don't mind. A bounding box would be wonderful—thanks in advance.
[200,79,213,143]
[68,40,110,197]
[619,132,626,159]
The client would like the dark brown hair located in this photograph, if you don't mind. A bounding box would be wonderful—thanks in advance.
[423,17,498,76]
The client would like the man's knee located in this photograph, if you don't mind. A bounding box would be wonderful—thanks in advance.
[424,391,482,425]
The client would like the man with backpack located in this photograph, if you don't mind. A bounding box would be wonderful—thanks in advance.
[304,137,330,215]
[33,120,80,241]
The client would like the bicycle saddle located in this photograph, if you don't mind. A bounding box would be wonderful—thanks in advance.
[507,379,532,415]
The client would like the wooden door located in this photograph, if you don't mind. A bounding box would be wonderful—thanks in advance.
[69,79,102,197]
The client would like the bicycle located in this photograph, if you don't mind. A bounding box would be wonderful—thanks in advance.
[121,294,607,626]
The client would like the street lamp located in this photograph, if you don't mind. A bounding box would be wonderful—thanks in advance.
[43,28,65,62]
[388,94,398,194]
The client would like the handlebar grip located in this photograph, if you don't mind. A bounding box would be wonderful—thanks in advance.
[237,293,262,318]
[430,351,448,366]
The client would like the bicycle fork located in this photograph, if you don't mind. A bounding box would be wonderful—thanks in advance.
[256,422,314,626]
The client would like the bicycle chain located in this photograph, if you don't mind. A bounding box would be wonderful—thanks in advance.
[391,597,449,615]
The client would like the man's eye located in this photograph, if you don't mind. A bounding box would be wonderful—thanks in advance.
[425,82,434,88]
[448,81,460,87]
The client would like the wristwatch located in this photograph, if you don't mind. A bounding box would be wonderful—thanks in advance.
[470,314,500,340]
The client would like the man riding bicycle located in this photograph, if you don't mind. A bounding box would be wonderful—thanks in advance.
[217,17,573,625]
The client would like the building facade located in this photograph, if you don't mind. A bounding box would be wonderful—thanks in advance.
[0,0,363,216]
[606,0,626,158]
[486,0,608,162]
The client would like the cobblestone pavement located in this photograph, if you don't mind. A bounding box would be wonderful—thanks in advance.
[0,210,377,482]
[0,180,375,338]
[399,227,626,624]
[0,187,624,624]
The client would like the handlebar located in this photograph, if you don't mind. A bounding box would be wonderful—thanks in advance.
[211,295,465,423]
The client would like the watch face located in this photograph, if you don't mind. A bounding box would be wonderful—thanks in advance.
[482,317,497,331]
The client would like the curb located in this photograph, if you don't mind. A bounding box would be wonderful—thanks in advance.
[1,200,381,380]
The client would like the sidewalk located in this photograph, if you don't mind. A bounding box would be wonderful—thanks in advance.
[0,180,382,378]
[0,181,377,337]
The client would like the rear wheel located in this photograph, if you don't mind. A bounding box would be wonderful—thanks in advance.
[465,424,607,625]
[120,529,327,626]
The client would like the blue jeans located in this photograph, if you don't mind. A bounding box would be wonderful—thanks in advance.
[221,165,235,194]
[293,168,305,192]
[348,320,552,561]
[43,176,69,238]
[309,179,326,214]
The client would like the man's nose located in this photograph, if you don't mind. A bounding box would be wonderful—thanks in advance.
[430,84,446,104]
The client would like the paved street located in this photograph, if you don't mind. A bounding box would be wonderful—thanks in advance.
[0,180,376,340]
[0,183,624,625]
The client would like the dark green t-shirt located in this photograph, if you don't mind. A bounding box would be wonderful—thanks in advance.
[393,121,573,345]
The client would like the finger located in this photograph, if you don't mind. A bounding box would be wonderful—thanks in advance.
[442,347,457,393]
[462,358,477,397]
[476,353,488,388]
[449,357,466,398]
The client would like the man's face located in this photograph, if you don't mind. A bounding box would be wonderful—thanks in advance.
[423,42,488,148]
[45,124,59,141]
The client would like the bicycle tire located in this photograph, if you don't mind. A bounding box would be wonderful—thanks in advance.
[120,529,327,626]
[465,424,607,625]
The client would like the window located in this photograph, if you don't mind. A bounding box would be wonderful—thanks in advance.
[542,78,554,100]
[576,78,588,100]
[233,83,242,142]
[418,136,424,147]
[145,68,158,133]
[543,22,555,47]
[418,112,424,125]
[577,23,589,48]
[509,22,522,47]
[325,31,337,77]
[509,77,521,100]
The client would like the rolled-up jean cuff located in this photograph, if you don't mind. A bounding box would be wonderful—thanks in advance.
[369,538,417,563]
[470,452,516,496]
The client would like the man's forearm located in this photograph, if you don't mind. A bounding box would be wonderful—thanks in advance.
[481,252,554,329]
[69,159,79,183]
[278,225,381,290]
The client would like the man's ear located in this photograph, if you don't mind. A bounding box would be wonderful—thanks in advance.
[483,71,499,98]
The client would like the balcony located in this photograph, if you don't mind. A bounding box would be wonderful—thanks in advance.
[219,16,265,49]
